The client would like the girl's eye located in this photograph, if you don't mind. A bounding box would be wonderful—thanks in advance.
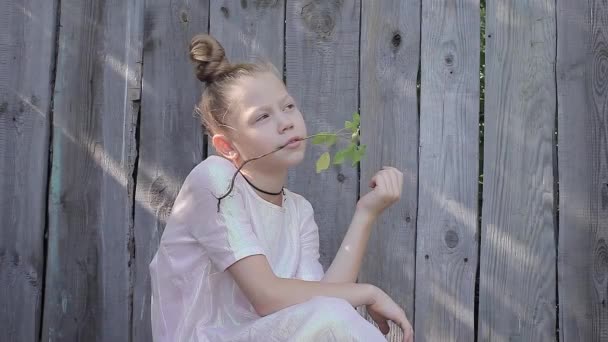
[285,104,295,110]
[256,114,269,122]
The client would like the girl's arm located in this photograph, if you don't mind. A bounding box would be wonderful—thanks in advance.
[321,208,377,283]
[322,167,404,283]
[228,254,379,316]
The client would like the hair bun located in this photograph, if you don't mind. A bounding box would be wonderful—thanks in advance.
[189,34,231,83]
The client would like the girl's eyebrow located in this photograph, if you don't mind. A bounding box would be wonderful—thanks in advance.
[250,95,292,114]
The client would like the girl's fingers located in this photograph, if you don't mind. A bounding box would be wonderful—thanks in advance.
[378,319,390,335]
[375,174,388,195]
[399,319,413,342]
[383,169,399,199]
[369,174,378,188]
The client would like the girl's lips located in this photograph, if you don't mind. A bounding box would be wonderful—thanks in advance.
[284,139,302,149]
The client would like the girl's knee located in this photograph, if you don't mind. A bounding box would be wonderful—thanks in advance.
[308,296,354,311]
[297,297,385,341]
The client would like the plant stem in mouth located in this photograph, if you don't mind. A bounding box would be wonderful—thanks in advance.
[214,132,349,212]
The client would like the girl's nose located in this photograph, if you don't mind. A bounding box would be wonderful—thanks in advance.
[278,116,294,133]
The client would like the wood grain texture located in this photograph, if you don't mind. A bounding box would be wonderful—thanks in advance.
[357,1,420,341]
[479,0,557,340]
[40,0,143,341]
[415,0,480,340]
[0,1,57,341]
[557,0,608,340]
[132,1,208,341]
[208,0,285,157]
[285,0,360,270]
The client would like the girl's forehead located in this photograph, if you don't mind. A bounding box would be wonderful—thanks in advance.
[232,72,289,108]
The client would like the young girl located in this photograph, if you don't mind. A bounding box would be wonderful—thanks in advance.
[149,34,413,342]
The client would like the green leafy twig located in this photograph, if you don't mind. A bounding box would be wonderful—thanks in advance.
[215,112,365,211]
[313,112,366,173]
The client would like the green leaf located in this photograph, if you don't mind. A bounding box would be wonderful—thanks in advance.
[311,133,337,147]
[351,144,366,166]
[352,112,360,127]
[333,148,348,165]
[344,120,355,132]
[316,152,331,173]
[325,134,337,147]
[312,133,331,145]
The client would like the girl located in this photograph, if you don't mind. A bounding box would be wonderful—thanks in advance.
[149,34,413,342]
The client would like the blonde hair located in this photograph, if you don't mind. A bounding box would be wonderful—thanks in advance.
[189,34,278,136]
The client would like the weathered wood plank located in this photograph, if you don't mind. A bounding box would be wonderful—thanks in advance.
[415,0,480,340]
[358,1,420,340]
[285,0,360,270]
[133,1,208,341]
[556,0,608,340]
[0,1,57,341]
[479,0,557,340]
[208,0,285,156]
[40,0,144,341]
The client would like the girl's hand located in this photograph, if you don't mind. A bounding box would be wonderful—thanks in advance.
[356,166,403,218]
[367,287,413,342]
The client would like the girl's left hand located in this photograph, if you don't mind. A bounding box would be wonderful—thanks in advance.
[356,166,403,218]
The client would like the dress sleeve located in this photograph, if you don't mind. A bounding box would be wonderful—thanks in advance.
[183,165,266,272]
[295,198,325,281]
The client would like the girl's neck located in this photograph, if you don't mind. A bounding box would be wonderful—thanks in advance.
[238,163,288,206]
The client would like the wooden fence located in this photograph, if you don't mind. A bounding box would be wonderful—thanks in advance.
[1,0,606,341]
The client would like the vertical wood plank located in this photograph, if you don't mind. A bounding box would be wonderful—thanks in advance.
[358,1,420,340]
[40,0,144,341]
[0,1,57,341]
[415,0,480,340]
[208,0,285,156]
[133,1,208,341]
[479,0,557,340]
[285,0,360,270]
[557,0,608,340]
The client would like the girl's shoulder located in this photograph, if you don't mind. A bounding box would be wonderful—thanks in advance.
[284,188,315,216]
[185,155,238,194]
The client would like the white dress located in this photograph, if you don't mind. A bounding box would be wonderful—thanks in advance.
[149,155,385,341]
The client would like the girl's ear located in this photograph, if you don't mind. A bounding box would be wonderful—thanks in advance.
[211,134,239,161]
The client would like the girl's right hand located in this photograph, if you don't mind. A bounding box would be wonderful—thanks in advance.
[356,166,404,218]
[366,287,413,342]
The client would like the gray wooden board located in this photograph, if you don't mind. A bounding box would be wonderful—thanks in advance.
[208,0,285,157]
[0,1,57,341]
[556,0,608,340]
[357,1,420,341]
[415,0,481,340]
[479,0,557,340]
[285,0,360,271]
[133,1,208,341]
[41,0,143,341]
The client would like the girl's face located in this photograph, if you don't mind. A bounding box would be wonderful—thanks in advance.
[219,71,308,171]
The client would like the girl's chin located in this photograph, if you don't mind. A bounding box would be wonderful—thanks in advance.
[276,149,306,167]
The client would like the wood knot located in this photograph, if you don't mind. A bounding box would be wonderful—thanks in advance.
[594,238,608,283]
[405,216,411,223]
[391,33,401,48]
[445,53,454,66]
[425,254,430,260]
[337,173,346,183]
[220,6,229,18]
[180,11,188,23]
[444,229,459,248]
[149,176,176,222]
[241,0,248,9]
[301,1,340,39]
